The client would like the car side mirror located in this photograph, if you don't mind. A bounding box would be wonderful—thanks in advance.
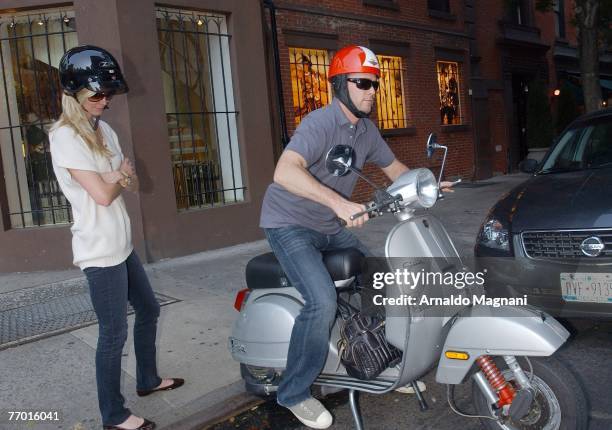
[519,159,538,174]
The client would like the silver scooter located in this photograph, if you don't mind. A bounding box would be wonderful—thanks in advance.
[229,134,587,430]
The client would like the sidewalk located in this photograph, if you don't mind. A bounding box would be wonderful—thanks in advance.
[0,173,529,430]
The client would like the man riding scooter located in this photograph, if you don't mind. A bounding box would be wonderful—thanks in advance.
[260,45,454,429]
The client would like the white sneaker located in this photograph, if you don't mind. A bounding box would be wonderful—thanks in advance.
[286,397,333,429]
[395,380,427,394]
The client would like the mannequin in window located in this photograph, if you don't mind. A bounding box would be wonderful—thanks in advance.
[294,55,328,120]
[24,112,51,224]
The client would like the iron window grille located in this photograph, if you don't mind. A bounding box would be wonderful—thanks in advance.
[288,47,332,127]
[0,7,77,228]
[376,55,407,129]
[156,7,244,211]
[436,61,462,125]
[288,48,408,131]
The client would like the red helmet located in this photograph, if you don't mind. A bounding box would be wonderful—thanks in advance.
[328,46,380,80]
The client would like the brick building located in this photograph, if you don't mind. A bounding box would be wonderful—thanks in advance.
[0,0,609,271]
[0,0,276,271]
[264,0,475,201]
[468,0,611,174]
[263,0,612,188]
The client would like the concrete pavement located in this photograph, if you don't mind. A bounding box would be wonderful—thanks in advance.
[0,173,529,430]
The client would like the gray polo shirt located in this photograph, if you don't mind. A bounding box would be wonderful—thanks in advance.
[260,98,395,235]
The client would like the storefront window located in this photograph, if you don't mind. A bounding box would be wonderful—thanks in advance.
[376,55,406,129]
[288,47,332,127]
[157,7,244,210]
[288,49,407,130]
[436,61,462,125]
[0,8,77,228]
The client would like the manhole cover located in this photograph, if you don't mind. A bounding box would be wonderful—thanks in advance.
[0,278,179,350]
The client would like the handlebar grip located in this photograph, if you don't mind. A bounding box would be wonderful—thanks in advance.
[337,217,347,226]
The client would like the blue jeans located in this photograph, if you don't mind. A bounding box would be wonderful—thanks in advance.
[264,226,371,407]
[84,251,162,426]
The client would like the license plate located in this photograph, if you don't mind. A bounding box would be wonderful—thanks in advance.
[561,273,612,303]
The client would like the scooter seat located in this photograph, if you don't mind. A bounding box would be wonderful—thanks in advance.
[245,248,364,290]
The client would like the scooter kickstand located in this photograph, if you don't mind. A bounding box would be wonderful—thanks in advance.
[411,381,429,412]
[348,389,364,430]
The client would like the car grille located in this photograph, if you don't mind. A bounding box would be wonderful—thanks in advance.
[521,230,612,259]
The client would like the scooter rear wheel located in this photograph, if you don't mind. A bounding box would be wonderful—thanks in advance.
[471,356,587,430]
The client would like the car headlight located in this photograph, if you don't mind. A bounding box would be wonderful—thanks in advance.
[478,218,510,252]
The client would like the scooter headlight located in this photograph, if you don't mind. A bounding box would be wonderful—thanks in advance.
[387,168,438,209]
[416,169,438,208]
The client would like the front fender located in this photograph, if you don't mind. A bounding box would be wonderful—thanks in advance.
[436,305,569,384]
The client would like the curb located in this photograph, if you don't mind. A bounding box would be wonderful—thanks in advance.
[158,381,262,430]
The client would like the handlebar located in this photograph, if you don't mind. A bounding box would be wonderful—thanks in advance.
[337,191,404,227]
[349,193,403,221]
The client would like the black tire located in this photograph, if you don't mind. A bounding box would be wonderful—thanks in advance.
[472,356,588,430]
[240,364,280,398]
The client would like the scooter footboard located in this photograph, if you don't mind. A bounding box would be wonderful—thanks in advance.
[435,305,569,384]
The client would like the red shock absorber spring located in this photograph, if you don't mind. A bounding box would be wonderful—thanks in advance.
[476,355,516,407]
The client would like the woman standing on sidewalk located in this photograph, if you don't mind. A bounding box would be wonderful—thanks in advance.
[50,45,184,430]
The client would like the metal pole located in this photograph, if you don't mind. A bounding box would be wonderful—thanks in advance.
[262,0,289,147]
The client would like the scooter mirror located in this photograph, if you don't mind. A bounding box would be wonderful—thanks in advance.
[425,133,448,199]
[426,133,438,159]
[326,145,355,177]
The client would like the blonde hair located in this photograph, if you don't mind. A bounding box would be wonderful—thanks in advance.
[52,89,110,157]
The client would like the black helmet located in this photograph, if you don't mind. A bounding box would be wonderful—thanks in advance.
[59,45,128,96]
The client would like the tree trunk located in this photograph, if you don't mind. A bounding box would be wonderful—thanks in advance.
[576,0,602,112]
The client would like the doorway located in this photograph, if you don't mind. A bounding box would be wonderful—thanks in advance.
[509,74,530,172]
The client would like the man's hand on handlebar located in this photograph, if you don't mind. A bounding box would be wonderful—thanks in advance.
[335,200,369,228]
[440,180,458,193]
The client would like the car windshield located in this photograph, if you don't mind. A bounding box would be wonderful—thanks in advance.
[539,119,612,173]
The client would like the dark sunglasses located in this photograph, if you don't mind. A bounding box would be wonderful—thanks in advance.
[346,78,379,91]
[88,93,113,102]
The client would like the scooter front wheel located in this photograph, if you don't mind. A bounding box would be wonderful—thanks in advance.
[471,356,587,430]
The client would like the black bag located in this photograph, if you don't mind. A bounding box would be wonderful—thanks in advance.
[336,299,402,380]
